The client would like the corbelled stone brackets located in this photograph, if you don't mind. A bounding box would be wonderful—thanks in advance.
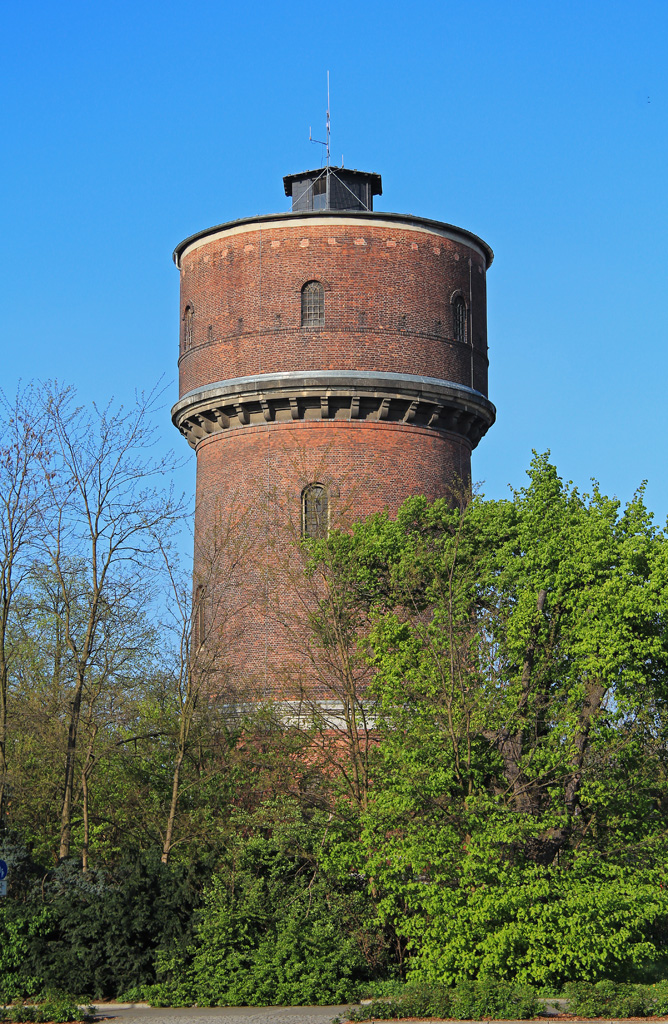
[172,370,496,450]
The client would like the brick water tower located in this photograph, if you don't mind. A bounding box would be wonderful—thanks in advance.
[171,164,495,695]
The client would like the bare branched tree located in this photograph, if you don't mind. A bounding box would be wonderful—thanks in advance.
[158,501,257,863]
[36,382,184,861]
[0,383,50,824]
[259,468,377,812]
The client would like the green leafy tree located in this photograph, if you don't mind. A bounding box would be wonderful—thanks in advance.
[321,456,668,985]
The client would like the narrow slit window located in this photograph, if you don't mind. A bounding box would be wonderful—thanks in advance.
[301,281,325,327]
[195,585,205,647]
[183,305,194,351]
[302,484,328,539]
[453,296,467,344]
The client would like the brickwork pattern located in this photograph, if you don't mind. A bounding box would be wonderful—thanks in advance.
[193,420,471,695]
[175,209,492,699]
[177,219,489,398]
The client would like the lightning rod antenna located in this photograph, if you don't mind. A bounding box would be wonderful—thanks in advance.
[309,71,331,169]
[326,70,330,168]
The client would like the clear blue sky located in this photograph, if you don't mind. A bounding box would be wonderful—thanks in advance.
[2,0,667,523]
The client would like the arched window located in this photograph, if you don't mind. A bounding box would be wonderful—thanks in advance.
[302,484,328,539]
[183,305,194,351]
[301,281,325,327]
[452,295,467,344]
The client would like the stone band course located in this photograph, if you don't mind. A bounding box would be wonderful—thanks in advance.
[172,371,496,449]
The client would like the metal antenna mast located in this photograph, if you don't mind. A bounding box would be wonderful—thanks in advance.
[326,69,330,167]
[309,71,331,169]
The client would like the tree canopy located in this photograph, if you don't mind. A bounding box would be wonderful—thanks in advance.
[3,431,668,1000]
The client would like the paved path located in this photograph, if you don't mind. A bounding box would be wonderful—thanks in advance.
[92,1006,350,1024]
[90,1009,633,1024]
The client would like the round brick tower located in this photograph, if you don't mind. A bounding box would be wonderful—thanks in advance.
[172,165,495,696]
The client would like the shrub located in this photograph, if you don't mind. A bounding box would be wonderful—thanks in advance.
[343,1000,402,1021]
[0,838,53,1000]
[450,978,539,1019]
[0,848,205,999]
[564,980,652,1018]
[149,816,388,1006]
[398,853,668,988]
[402,982,443,1018]
[357,980,404,1000]
[342,979,540,1021]
[0,995,94,1023]
[0,906,51,1002]
[649,980,668,1016]
[181,870,374,1005]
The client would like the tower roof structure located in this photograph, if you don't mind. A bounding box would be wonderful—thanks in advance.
[283,166,382,212]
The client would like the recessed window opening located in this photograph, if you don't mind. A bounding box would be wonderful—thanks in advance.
[453,296,467,344]
[195,584,205,647]
[312,175,327,210]
[302,484,328,539]
[301,281,325,327]
[183,305,194,351]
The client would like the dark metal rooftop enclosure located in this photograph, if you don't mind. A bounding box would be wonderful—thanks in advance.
[283,166,383,213]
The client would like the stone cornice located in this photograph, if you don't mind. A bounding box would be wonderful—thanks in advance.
[172,371,496,451]
[173,210,494,268]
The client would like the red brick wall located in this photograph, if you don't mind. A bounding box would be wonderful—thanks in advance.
[178,218,489,398]
[177,212,491,697]
[192,419,471,694]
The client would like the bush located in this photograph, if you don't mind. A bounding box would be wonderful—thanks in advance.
[342,979,540,1021]
[649,980,668,1016]
[197,883,366,1003]
[343,1000,402,1021]
[345,980,668,1019]
[357,980,404,1001]
[160,869,376,1005]
[398,853,668,988]
[148,816,389,1006]
[116,981,190,1008]
[0,838,53,1000]
[0,848,206,999]
[0,906,52,1002]
[450,979,539,1019]
[564,980,660,1018]
[0,996,94,1023]
[4,811,387,1008]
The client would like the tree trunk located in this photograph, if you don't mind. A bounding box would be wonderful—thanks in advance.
[161,746,185,864]
[161,687,194,864]
[81,725,98,872]
[81,767,90,872]
[496,587,548,813]
[59,674,85,861]
[564,680,606,815]
[0,650,7,828]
